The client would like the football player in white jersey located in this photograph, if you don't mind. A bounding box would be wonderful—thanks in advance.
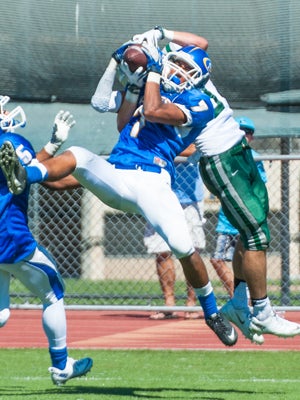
[133,27,300,343]
[0,40,239,347]
[0,96,93,385]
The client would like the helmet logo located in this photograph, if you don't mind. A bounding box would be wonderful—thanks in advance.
[203,57,212,72]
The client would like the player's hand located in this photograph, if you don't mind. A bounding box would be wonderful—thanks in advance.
[44,110,76,156]
[112,40,135,63]
[119,61,147,88]
[132,26,164,47]
[142,42,164,74]
[51,110,76,145]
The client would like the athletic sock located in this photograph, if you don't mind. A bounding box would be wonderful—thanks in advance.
[25,163,48,183]
[49,347,68,370]
[194,282,218,319]
[252,296,272,320]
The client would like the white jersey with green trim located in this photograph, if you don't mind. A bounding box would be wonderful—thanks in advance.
[194,80,245,156]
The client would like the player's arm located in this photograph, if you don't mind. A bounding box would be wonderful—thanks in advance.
[37,110,76,161]
[117,90,140,132]
[36,110,80,190]
[91,41,147,132]
[143,72,187,126]
[116,57,148,131]
[133,26,208,50]
[91,58,124,114]
[142,43,187,126]
[169,30,208,50]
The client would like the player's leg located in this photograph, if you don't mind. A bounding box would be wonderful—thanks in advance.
[201,146,300,338]
[0,269,11,327]
[5,246,93,385]
[184,202,205,319]
[137,170,237,345]
[0,141,77,194]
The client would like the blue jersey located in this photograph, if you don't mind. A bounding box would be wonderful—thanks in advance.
[173,161,204,205]
[108,88,214,183]
[0,133,37,263]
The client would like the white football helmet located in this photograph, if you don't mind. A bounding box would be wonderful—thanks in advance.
[0,95,26,133]
[161,45,212,93]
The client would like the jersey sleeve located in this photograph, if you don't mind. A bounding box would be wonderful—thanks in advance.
[174,90,214,129]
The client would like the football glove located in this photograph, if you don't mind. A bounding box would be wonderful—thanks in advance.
[44,110,76,156]
[112,40,135,64]
[132,26,164,47]
[142,42,164,74]
[119,61,147,89]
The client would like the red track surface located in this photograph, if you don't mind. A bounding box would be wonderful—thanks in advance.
[1,310,300,351]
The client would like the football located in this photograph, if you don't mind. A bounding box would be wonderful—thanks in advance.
[123,44,148,72]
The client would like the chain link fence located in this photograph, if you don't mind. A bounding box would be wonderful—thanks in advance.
[10,136,300,310]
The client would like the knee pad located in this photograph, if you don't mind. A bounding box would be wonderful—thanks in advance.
[0,308,10,327]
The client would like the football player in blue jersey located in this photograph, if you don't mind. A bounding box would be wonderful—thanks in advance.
[0,39,239,346]
[132,27,300,343]
[0,96,93,385]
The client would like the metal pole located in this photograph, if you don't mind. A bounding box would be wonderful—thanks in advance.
[280,137,291,305]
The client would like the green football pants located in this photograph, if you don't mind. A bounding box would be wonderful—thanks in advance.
[199,138,270,251]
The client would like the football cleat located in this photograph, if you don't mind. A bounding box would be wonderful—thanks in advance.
[221,300,264,345]
[250,310,300,338]
[49,356,93,386]
[206,312,238,346]
[0,141,27,195]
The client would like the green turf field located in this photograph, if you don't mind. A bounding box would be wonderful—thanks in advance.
[1,348,299,399]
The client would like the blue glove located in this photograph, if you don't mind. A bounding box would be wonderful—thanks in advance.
[112,40,135,63]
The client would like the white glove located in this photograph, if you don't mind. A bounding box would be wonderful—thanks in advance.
[141,42,164,74]
[118,61,147,89]
[44,110,76,155]
[132,27,163,47]
[132,26,174,46]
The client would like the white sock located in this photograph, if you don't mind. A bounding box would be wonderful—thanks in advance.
[252,297,272,320]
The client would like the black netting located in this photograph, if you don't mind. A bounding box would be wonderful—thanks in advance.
[1,0,300,105]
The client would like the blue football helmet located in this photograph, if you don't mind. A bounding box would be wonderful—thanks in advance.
[161,45,212,93]
[0,95,26,134]
[235,116,255,134]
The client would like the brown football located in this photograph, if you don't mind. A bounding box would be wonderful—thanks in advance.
[123,44,148,72]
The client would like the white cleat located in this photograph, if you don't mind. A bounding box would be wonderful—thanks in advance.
[48,356,93,385]
[250,310,300,338]
[221,300,264,345]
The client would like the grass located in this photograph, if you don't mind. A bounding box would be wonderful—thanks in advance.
[1,348,300,399]
[10,278,298,307]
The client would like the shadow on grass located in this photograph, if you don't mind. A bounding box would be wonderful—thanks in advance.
[0,385,284,399]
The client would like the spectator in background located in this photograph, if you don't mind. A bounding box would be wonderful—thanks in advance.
[144,147,206,320]
[211,116,267,303]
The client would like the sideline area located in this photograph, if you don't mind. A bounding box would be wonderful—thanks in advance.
[1,310,300,351]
